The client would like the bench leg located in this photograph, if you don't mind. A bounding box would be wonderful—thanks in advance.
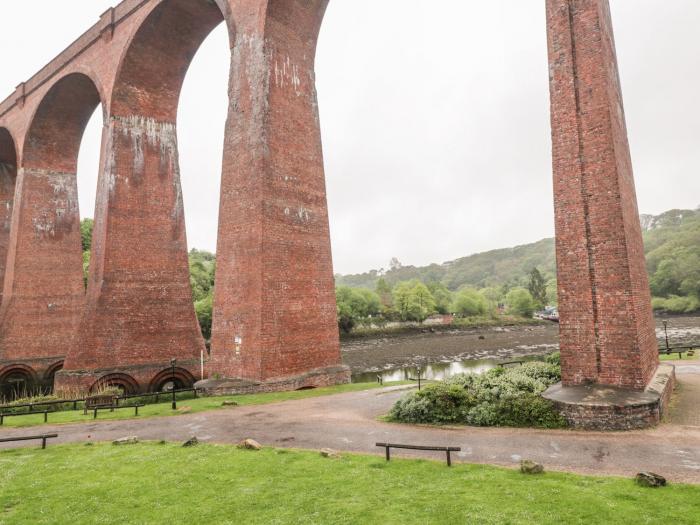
[44,412,48,423]
[94,409,98,419]
[385,446,391,462]
[42,437,46,449]
[135,406,139,416]
[446,450,452,467]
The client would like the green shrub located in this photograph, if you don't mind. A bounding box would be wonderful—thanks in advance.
[545,352,560,366]
[389,357,566,429]
[505,288,536,318]
[651,295,700,314]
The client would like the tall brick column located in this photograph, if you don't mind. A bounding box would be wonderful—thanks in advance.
[205,0,349,390]
[0,128,17,307]
[57,1,220,394]
[0,74,97,387]
[547,0,658,390]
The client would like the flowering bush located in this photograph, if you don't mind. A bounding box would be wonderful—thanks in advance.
[389,356,566,429]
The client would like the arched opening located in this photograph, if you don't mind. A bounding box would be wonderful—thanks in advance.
[66,0,232,385]
[0,127,17,304]
[149,367,196,393]
[0,72,104,375]
[44,361,64,393]
[316,1,552,275]
[0,365,37,402]
[89,373,139,396]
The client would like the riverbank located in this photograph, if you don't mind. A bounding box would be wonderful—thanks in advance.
[341,315,700,378]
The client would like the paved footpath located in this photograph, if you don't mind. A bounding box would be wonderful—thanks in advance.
[2,362,700,483]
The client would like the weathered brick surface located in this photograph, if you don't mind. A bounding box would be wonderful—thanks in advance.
[0,128,17,308]
[0,0,657,399]
[547,0,658,390]
[209,0,346,385]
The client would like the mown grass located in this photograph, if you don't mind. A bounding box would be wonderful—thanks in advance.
[0,442,698,525]
[659,351,698,362]
[0,382,409,429]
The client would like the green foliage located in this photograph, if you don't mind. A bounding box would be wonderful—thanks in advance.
[194,294,213,340]
[188,249,216,339]
[375,277,393,309]
[427,282,453,314]
[505,288,536,318]
[644,208,700,313]
[652,295,700,314]
[452,288,487,317]
[389,359,566,429]
[80,218,94,252]
[336,286,382,333]
[392,280,437,322]
[527,267,547,308]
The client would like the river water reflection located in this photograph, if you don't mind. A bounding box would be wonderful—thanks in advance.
[352,355,546,384]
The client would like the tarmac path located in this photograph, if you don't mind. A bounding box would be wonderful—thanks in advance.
[1,361,699,483]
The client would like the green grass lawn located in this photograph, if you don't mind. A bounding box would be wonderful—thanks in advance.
[660,351,698,361]
[0,382,409,429]
[0,442,698,525]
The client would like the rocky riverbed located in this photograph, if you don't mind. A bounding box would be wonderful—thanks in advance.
[341,315,700,381]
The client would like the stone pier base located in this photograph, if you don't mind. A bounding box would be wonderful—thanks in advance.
[195,366,351,396]
[543,364,676,431]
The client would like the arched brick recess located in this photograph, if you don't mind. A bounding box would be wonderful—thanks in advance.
[0,73,102,378]
[90,373,139,395]
[0,128,17,307]
[0,364,38,400]
[148,367,196,392]
[44,361,64,392]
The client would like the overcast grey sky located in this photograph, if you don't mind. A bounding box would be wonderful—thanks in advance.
[1,1,699,275]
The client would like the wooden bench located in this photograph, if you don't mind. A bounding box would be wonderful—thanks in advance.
[0,433,58,449]
[376,442,461,467]
[0,410,49,425]
[84,395,118,415]
[92,404,144,419]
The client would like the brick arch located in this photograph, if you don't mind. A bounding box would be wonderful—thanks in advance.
[90,373,139,395]
[0,364,38,400]
[148,367,196,392]
[111,0,231,120]
[44,361,64,383]
[0,127,17,307]
[23,72,103,173]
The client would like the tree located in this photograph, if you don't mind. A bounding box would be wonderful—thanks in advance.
[80,218,94,252]
[392,280,437,323]
[375,278,393,309]
[194,293,213,340]
[335,286,382,333]
[505,288,536,318]
[527,267,548,308]
[452,288,487,317]
[427,282,453,314]
[389,257,403,271]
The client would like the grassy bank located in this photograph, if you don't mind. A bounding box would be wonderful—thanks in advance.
[0,382,408,429]
[342,316,547,340]
[0,442,697,524]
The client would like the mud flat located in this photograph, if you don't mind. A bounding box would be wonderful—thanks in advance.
[341,315,700,378]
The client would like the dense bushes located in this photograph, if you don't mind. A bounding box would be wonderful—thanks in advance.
[652,295,700,314]
[389,358,566,429]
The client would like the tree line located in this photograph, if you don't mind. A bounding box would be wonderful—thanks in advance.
[336,267,552,334]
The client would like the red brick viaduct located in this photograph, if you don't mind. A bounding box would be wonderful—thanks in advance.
[0,0,666,422]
